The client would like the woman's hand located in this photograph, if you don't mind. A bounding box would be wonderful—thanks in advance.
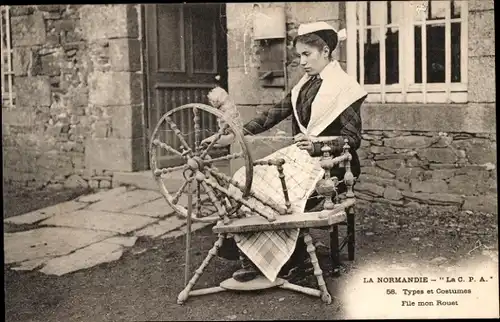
[200,132,235,148]
[294,133,314,153]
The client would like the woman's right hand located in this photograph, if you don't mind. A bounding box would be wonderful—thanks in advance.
[201,132,235,148]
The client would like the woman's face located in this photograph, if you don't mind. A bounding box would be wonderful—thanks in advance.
[295,42,330,76]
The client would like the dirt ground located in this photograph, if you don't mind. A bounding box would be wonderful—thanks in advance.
[4,187,499,321]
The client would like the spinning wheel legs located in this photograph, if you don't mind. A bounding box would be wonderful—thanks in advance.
[177,234,225,304]
[176,232,334,305]
[302,230,332,304]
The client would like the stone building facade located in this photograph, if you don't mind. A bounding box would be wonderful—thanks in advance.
[2,2,496,213]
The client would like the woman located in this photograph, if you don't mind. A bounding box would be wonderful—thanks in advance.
[204,21,367,283]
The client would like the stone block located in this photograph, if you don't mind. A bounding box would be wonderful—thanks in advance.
[85,137,146,172]
[228,67,287,105]
[361,166,395,179]
[87,188,161,212]
[64,174,88,189]
[453,138,496,165]
[41,209,157,234]
[469,0,494,11]
[430,169,456,181]
[12,47,32,76]
[4,200,88,225]
[10,6,35,16]
[226,3,254,30]
[369,146,395,155]
[287,2,339,23]
[78,186,127,203]
[226,28,258,69]
[80,4,138,40]
[354,182,385,197]
[89,72,143,106]
[383,136,434,149]
[401,191,463,205]
[410,179,448,194]
[384,186,402,201]
[463,195,497,214]
[15,77,51,108]
[99,180,112,189]
[362,104,496,134]
[108,38,141,72]
[11,12,47,46]
[134,216,186,238]
[447,175,479,196]
[469,57,496,103]
[4,227,115,265]
[107,104,144,139]
[375,159,405,174]
[395,167,424,182]
[418,148,458,164]
[39,241,123,276]
[41,52,63,76]
[124,198,175,218]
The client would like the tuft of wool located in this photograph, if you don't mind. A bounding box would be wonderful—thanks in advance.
[207,87,244,130]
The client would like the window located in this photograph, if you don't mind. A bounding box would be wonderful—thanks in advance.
[346,1,468,103]
[1,5,15,108]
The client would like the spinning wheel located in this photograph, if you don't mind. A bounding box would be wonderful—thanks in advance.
[150,95,357,306]
[149,103,254,224]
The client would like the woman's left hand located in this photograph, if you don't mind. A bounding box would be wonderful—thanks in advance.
[294,134,313,153]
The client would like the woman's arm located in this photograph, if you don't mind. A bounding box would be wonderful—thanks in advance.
[241,93,293,136]
[309,96,365,157]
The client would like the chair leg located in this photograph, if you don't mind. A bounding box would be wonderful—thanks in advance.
[347,208,355,261]
[330,225,340,271]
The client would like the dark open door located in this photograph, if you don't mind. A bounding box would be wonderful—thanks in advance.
[145,3,228,168]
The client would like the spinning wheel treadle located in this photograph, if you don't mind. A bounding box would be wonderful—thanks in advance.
[150,100,357,306]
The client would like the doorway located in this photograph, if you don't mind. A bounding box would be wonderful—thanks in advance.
[144,3,229,168]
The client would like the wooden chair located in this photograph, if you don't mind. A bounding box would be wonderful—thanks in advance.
[149,103,356,305]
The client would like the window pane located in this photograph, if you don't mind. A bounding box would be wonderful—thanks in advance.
[191,6,217,73]
[414,24,446,84]
[386,27,399,84]
[451,0,461,19]
[369,1,387,26]
[428,1,448,20]
[157,4,184,71]
[451,22,461,82]
[363,28,380,84]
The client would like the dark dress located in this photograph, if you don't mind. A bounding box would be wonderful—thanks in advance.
[218,75,367,265]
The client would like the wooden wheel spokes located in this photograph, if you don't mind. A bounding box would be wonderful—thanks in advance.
[172,177,194,205]
[154,164,188,177]
[193,106,201,156]
[165,116,193,156]
[203,152,243,164]
[200,123,230,159]
[205,167,287,216]
[152,139,184,158]
[201,176,276,222]
[200,180,230,224]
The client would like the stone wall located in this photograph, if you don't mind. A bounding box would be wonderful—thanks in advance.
[2,4,144,191]
[356,131,497,213]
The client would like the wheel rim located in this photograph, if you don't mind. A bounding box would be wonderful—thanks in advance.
[149,103,253,224]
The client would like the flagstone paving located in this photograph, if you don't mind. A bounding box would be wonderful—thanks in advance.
[4,187,212,276]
